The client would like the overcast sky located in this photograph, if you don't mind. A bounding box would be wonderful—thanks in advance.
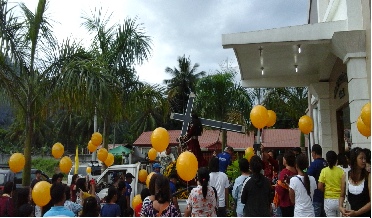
[19,0,309,85]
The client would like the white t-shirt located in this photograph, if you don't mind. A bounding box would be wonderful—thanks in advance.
[209,172,230,207]
[289,175,316,217]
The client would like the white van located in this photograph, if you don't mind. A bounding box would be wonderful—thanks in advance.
[67,162,102,185]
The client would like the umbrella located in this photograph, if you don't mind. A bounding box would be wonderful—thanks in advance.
[109,145,131,155]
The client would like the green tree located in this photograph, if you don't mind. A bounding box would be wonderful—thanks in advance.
[194,70,252,149]
[164,55,206,116]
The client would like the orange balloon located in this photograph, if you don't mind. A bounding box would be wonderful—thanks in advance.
[298,115,313,134]
[361,102,371,128]
[9,153,25,173]
[52,142,64,159]
[86,167,92,174]
[104,153,114,167]
[87,141,96,153]
[91,132,103,146]
[250,105,269,129]
[97,148,108,162]
[32,181,51,207]
[150,127,169,152]
[266,110,276,127]
[138,169,148,183]
[245,147,254,162]
[176,151,198,181]
[59,156,73,174]
[357,116,371,137]
[148,148,157,161]
[132,194,142,208]
[146,172,155,188]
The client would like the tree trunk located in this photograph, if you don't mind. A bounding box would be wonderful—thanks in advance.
[22,112,33,186]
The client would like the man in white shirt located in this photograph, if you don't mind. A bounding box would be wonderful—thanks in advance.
[209,157,230,217]
[157,146,175,174]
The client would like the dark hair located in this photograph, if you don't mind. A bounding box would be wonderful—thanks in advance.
[338,153,349,168]
[50,183,65,204]
[155,175,171,204]
[296,154,311,197]
[249,155,262,174]
[311,144,322,156]
[17,203,34,217]
[208,156,219,172]
[197,167,210,199]
[169,173,178,180]
[76,178,88,192]
[191,114,203,136]
[51,174,59,183]
[64,185,71,200]
[238,158,250,173]
[277,153,284,172]
[140,188,150,201]
[225,146,234,153]
[326,150,338,169]
[284,150,296,167]
[350,147,368,183]
[35,170,42,174]
[149,173,159,195]
[3,181,14,194]
[81,196,99,217]
[363,148,371,164]
[105,186,118,203]
[16,188,30,208]
[71,174,79,185]
[118,181,126,192]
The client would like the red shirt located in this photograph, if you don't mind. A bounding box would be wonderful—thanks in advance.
[263,156,279,181]
[134,203,142,217]
[0,196,14,217]
[276,168,297,207]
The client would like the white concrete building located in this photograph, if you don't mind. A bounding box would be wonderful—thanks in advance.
[222,0,370,155]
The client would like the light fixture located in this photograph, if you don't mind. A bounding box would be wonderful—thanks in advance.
[297,44,301,53]
[261,67,264,75]
[295,65,298,73]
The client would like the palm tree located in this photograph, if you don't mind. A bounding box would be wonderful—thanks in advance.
[164,55,206,115]
[0,0,89,185]
[194,70,252,149]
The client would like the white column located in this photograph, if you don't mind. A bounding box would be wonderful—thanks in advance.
[345,56,371,149]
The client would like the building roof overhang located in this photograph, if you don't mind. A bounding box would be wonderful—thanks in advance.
[222,20,348,88]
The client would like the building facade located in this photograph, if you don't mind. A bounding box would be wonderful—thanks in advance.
[222,0,370,155]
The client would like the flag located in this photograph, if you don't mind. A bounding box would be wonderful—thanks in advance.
[74,146,79,174]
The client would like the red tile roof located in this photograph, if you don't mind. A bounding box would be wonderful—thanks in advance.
[133,129,304,150]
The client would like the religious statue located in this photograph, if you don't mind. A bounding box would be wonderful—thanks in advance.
[178,114,207,167]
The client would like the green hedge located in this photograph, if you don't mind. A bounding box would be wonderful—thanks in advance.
[31,157,59,177]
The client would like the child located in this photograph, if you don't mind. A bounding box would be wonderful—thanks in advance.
[134,188,150,217]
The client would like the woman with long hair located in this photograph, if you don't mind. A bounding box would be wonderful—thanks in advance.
[184,167,217,217]
[318,150,344,217]
[140,173,158,217]
[70,174,79,202]
[276,150,297,217]
[101,186,121,217]
[339,147,370,217]
[289,154,316,217]
[80,196,99,217]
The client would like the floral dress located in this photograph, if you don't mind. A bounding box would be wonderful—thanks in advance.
[187,185,217,217]
[141,200,180,217]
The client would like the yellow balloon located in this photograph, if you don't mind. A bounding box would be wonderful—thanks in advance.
[266,110,276,127]
[148,148,157,161]
[8,153,25,173]
[97,148,108,162]
[146,172,155,188]
[104,153,114,167]
[59,156,73,174]
[86,167,92,174]
[245,147,254,162]
[361,102,371,128]
[176,151,198,181]
[52,142,64,159]
[250,105,269,129]
[132,194,142,208]
[357,116,371,137]
[91,132,103,146]
[138,169,148,183]
[150,127,169,152]
[87,141,96,153]
[298,115,313,134]
[32,181,51,207]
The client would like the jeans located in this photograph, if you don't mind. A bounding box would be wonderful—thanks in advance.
[313,201,326,217]
[324,199,340,217]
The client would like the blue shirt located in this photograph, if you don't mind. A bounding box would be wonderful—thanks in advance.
[307,158,327,202]
[217,152,232,173]
[125,181,132,197]
[43,206,75,217]
[169,181,176,195]
[100,203,121,217]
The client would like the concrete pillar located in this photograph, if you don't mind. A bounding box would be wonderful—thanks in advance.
[309,83,333,155]
[345,56,371,149]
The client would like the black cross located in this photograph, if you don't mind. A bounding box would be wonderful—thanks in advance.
[170,92,245,136]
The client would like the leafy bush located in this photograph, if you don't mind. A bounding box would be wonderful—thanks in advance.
[31,157,59,177]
